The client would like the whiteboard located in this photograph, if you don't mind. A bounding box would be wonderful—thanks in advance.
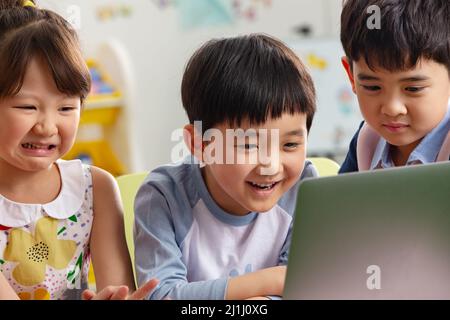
[290,39,362,157]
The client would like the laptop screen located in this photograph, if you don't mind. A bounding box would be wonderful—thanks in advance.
[284,162,450,299]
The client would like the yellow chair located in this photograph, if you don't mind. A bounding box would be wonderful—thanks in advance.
[87,172,147,289]
[116,172,148,283]
[308,157,340,177]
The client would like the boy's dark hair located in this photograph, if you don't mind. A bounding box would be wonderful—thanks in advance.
[0,0,91,102]
[181,34,316,133]
[341,0,450,73]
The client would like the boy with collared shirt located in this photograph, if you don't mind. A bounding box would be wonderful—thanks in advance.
[339,0,450,173]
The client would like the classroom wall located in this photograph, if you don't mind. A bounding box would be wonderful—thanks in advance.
[40,0,355,172]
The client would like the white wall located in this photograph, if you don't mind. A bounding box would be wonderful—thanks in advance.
[40,0,348,172]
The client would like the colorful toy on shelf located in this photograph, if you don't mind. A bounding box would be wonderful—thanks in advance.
[90,66,115,94]
[64,59,126,176]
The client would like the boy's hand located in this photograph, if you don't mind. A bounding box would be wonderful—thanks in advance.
[82,278,159,300]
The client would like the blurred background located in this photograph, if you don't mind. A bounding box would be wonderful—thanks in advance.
[40,0,362,175]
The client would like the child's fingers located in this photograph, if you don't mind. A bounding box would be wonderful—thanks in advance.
[110,286,129,300]
[90,286,120,300]
[81,289,96,300]
[82,281,158,300]
[129,278,159,300]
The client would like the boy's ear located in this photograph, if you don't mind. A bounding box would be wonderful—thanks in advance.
[183,124,203,162]
[341,56,356,94]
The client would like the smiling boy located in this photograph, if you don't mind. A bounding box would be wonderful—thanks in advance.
[134,34,317,300]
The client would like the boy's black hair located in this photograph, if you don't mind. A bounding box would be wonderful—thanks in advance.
[181,34,316,133]
[341,0,450,73]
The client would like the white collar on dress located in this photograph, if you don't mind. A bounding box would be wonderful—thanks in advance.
[0,159,86,228]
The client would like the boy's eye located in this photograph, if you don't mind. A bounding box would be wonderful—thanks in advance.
[284,142,300,150]
[361,85,381,91]
[405,87,424,93]
[237,144,258,150]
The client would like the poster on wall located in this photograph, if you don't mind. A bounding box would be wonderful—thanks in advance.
[96,3,133,22]
[176,0,235,29]
[151,0,273,29]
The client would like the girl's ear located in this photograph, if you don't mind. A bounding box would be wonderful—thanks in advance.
[341,56,356,94]
[183,124,203,162]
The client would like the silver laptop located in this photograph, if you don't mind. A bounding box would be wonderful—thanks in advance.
[284,162,450,299]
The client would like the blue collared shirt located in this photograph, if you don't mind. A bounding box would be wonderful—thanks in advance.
[371,105,450,169]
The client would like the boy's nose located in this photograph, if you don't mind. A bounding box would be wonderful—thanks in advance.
[381,98,407,117]
[259,154,282,176]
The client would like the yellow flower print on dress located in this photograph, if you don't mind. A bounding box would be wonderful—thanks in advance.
[3,217,77,286]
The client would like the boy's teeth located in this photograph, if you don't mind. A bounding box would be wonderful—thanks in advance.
[250,182,276,189]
